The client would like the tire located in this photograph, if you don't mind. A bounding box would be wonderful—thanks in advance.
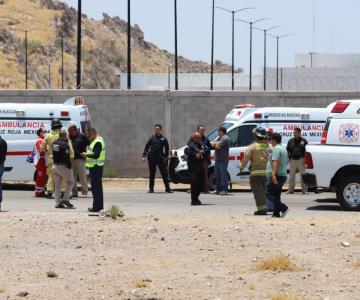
[337,175,360,211]
[208,168,216,191]
[208,168,232,192]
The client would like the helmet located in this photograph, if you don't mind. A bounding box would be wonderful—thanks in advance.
[252,127,267,140]
[51,119,63,130]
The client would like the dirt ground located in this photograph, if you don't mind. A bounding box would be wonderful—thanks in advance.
[1,212,360,300]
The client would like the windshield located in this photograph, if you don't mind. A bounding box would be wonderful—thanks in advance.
[207,122,234,141]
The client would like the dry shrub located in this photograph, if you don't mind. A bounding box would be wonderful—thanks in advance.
[134,279,152,288]
[46,271,58,278]
[270,295,304,300]
[256,252,300,272]
[352,260,360,268]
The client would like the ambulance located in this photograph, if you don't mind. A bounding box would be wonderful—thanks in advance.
[169,103,336,190]
[1,96,91,181]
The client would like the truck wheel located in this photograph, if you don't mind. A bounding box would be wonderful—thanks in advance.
[208,169,216,191]
[208,169,232,192]
[337,175,360,211]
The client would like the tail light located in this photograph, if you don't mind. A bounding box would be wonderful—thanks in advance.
[61,111,69,117]
[304,152,314,169]
[254,113,262,119]
[331,101,350,113]
[320,130,328,144]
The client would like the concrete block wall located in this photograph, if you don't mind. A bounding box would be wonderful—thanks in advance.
[1,90,360,177]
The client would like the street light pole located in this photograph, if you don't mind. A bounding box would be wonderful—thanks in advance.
[267,33,292,90]
[263,29,267,90]
[237,18,269,91]
[61,33,64,89]
[210,0,215,90]
[76,0,81,89]
[216,7,254,91]
[249,22,253,91]
[127,0,131,89]
[25,30,28,89]
[231,11,235,90]
[276,36,279,90]
[174,0,179,90]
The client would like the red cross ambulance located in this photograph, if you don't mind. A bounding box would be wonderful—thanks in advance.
[1,96,91,181]
[169,103,336,190]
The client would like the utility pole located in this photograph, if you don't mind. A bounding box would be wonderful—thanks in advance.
[174,0,179,90]
[25,30,28,89]
[127,0,131,89]
[61,33,64,89]
[210,0,215,90]
[76,0,82,89]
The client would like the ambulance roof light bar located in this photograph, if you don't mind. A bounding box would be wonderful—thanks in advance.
[234,104,256,108]
[331,101,350,113]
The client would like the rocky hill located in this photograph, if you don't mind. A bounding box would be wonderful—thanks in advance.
[0,0,234,89]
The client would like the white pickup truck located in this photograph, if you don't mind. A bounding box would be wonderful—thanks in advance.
[303,100,360,211]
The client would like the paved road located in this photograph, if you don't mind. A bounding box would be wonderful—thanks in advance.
[1,187,354,218]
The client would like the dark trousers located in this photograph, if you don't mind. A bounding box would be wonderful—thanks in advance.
[148,156,169,190]
[0,163,4,205]
[266,175,287,216]
[190,167,205,203]
[89,166,104,211]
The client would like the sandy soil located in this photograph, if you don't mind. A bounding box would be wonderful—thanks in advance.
[1,212,360,300]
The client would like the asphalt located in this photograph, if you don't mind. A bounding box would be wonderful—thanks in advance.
[0,186,355,218]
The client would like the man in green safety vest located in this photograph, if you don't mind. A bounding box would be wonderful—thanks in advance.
[240,127,272,216]
[81,128,106,212]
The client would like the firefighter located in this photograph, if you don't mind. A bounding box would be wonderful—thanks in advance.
[142,124,172,193]
[34,128,47,197]
[240,127,272,215]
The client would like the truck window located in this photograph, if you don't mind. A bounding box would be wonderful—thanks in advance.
[80,121,91,135]
[324,117,332,132]
[207,122,234,141]
[227,127,240,147]
[238,125,257,147]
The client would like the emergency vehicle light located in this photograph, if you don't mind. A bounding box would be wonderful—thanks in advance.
[61,111,69,117]
[332,101,350,113]
[74,97,86,105]
[254,113,262,119]
[234,104,255,108]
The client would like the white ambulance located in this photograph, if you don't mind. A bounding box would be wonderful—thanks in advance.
[1,96,91,181]
[169,103,336,190]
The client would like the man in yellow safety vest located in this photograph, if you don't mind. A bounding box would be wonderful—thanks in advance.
[81,128,106,212]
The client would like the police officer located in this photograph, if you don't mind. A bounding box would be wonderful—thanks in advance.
[197,125,212,193]
[287,128,308,194]
[240,127,271,215]
[41,119,75,199]
[185,132,209,206]
[81,128,106,213]
[142,124,172,193]
[52,131,74,209]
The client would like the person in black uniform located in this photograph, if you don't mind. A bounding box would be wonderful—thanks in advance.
[52,131,74,209]
[142,124,172,193]
[185,132,210,206]
[197,125,212,193]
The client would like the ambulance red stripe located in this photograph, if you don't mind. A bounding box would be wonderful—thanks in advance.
[6,151,32,156]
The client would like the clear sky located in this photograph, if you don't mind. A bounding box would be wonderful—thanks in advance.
[63,0,360,74]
